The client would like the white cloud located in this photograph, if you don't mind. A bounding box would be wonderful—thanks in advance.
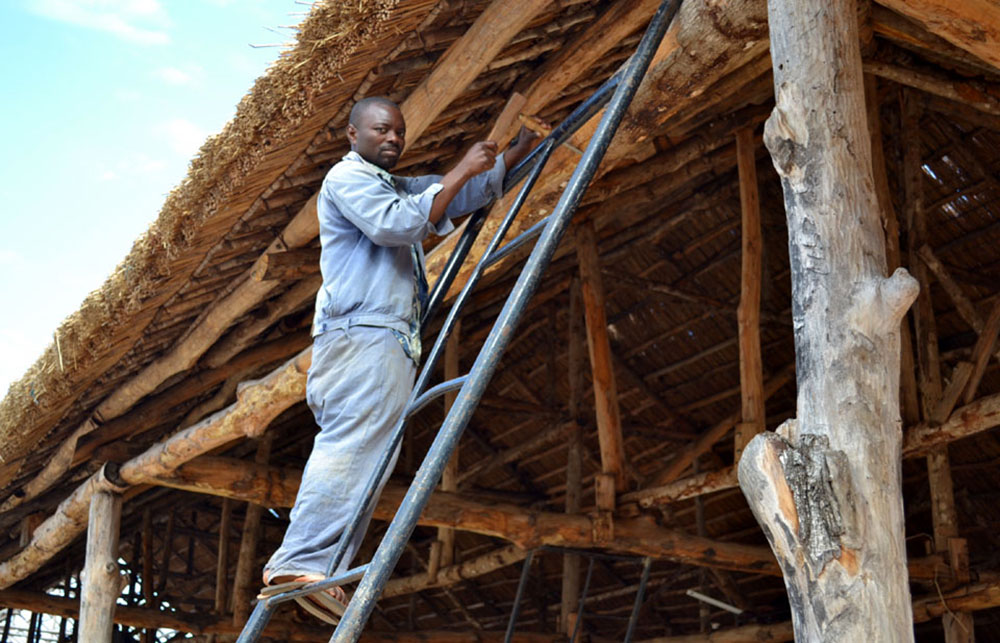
[100,170,118,181]
[32,0,171,45]
[156,118,207,157]
[155,66,191,85]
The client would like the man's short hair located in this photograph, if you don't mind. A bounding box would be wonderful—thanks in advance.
[349,97,401,127]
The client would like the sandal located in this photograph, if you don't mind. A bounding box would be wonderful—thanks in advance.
[260,573,347,625]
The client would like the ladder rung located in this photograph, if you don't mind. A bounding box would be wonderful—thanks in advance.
[405,375,468,419]
[483,216,549,269]
[261,564,370,608]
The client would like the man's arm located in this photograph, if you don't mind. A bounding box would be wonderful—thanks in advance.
[427,141,499,225]
[502,125,541,171]
[424,126,543,225]
[324,163,445,247]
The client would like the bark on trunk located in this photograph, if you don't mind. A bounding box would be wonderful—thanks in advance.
[738,0,919,640]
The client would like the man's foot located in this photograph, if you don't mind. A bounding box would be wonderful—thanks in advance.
[260,571,347,625]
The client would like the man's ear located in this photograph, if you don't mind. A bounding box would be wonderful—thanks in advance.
[346,123,358,147]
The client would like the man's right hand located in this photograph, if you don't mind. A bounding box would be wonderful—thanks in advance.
[456,141,499,179]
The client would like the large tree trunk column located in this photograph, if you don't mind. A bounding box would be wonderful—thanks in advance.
[738,0,920,640]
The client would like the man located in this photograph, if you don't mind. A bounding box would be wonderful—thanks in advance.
[261,96,539,622]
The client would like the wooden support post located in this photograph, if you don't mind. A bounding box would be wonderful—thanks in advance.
[434,319,461,580]
[901,88,974,642]
[141,508,154,643]
[562,280,584,635]
[215,498,232,616]
[927,413,974,641]
[575,220,626,493]
[738,0,919,639]
[79,489,123,643]
[733,127,765,462]
[231,435,272,624]
[903,91,942,421]
[864,72,921,426]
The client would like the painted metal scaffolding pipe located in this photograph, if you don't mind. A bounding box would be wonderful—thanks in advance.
[623,557,653,643]
[406,376,468,420]
[569,558,596,643]
[503,549,536,643]
[331,1,681,639]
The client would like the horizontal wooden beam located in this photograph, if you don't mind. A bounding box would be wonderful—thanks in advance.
[874,0,1000,70]
[863,59,1000,116]
[384,545,528,598]
[0,350,311,589]
[635,579,1000,641]
[0,588,562,642]
[424,0,770,299]
[253,248,321,282]
[630,391,1000,508]
[149,456,779,576]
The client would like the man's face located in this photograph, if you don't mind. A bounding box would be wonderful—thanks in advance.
[346,103,406,170]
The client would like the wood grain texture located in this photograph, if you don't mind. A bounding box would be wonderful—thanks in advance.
[875,0,1000,70]
[79,490,122,643]
[733,127,765,461]
[739,0,919,638]
[575,220,626,491]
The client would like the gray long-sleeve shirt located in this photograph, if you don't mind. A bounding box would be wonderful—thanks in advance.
[312,150,505,339]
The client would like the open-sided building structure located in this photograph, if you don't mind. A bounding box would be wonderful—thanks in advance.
[1,0,1000,640]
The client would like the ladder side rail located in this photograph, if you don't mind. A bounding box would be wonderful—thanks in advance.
[330,2,681,639]
[422,69,621,326]
[422,207,488,327]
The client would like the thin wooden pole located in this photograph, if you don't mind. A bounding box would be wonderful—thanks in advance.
[864,72,921,426]
[437,319,461,576]
[901,86,974,643]
[562,280,585,635]
[79,490,123,642]
[733,126,765,462]
[141,507,154,643]
[231,435,273,624]
[575,220,626,495]
[215,498,232,616]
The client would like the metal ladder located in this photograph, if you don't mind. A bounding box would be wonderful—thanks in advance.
[237,2,680,640]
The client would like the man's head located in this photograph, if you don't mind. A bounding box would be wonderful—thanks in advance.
[347,97,405,170]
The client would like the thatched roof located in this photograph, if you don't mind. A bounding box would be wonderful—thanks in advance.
[2,0,1000,639]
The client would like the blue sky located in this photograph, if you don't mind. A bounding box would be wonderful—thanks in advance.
[0,1,297,394]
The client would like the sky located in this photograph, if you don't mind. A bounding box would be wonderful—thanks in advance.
[0,0,299,395]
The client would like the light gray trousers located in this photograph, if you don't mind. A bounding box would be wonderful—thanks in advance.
[264,325,415,579]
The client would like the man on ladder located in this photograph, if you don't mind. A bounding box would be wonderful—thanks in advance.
[259,96,539,623]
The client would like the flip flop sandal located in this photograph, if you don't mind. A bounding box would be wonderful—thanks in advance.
[258,578,346,625]
[296,590,346,625]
